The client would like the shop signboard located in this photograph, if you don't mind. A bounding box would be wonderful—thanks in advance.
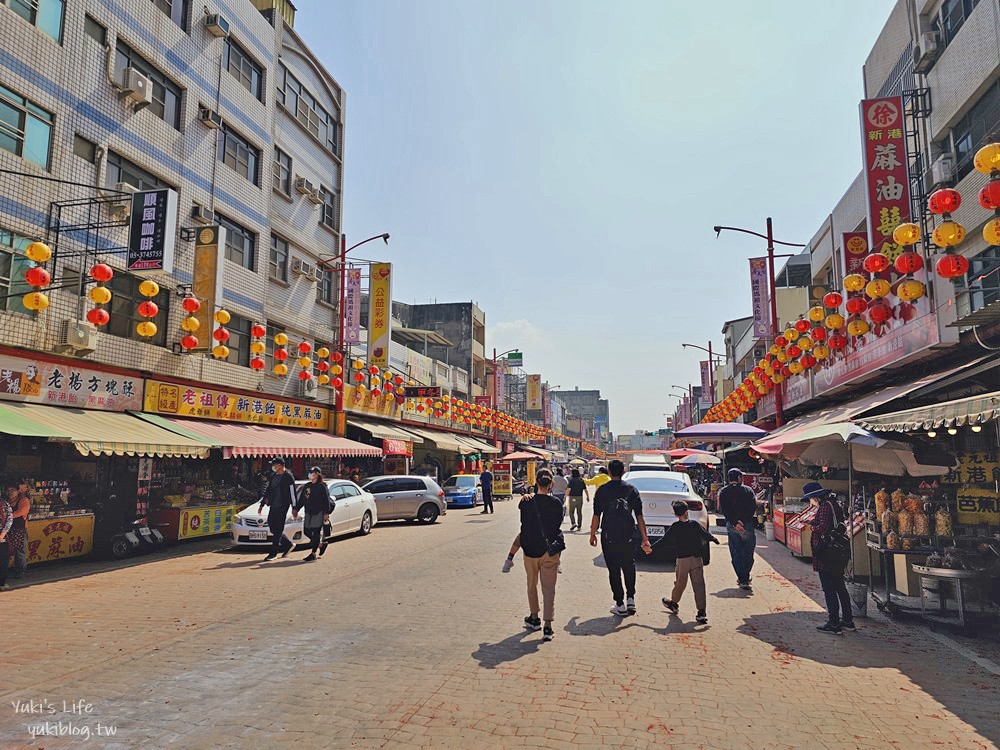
[749,257,770,339]
[345,268,362,344]
[494,360,506,409]
[345,385,400,418]
[527,374,542,410]
[505,353,523,369]
[178,504,236,540]
[144,380,330,429]
[367,263,392,369]
[190,225,225,352]
[942,450,1000,525]
[24,514,94,565]
[0,354,142,411]
[699,361,712,408]
[383,439,412,456]
[491,461,512,496]
[840,232,870,279]
[474,395,492,407]
[861,96,910,264]
[126,188,178,274]
[404,386,442,398]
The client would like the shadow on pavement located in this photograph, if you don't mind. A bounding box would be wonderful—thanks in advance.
[563,614,670,637]
[736,610,1000,746]
[711,587,754,599]
[472,630,542,668]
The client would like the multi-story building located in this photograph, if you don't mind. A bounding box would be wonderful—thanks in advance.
[550,387,611,448]
[394,301,487,397]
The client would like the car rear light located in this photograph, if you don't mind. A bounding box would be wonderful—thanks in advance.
[687,500,704,511]
[439,491,444,498]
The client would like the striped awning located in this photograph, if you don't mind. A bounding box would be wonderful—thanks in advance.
[134,414,382,458]
[0,402,210,458]
[456,435,501,454]
[348,417,423,444]
[396,425,469,454]
[857,391,1000,432]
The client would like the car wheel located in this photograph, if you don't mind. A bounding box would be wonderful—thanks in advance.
[416,503,439,524]
[110,536,132,559]
[358,511,373,536]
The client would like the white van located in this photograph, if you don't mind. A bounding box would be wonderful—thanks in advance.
[627,453,671,472]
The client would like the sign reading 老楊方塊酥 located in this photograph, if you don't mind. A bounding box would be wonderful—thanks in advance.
[841,232,870,280]
[861,97,910,265]
[403,386,442,398]
[749,257,770,339]
[345,268,362,344]
[144,380,329,429]
[0,355,142,411]
[367,263,392,369]
[127,188,178,274]
[383,439,412,456]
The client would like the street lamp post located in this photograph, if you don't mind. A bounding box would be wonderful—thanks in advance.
[319,232,390,436]
[490,348,520,448]
[712,218,805,428]
[671,384,694,428]
[681,342,723,406]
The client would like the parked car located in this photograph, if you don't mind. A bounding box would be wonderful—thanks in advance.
[621,470,709,560]
[441,474,482,508]
[231,479,378,548]
[362,475,446,523]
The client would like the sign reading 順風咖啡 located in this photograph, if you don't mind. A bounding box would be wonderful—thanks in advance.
[0,354,143,411]
[144,380,329,429]
[127,188,178,274]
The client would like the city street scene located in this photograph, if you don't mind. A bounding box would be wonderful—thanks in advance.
[1,0,999,748]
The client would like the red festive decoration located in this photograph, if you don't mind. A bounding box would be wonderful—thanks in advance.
[89,263,114,282]
[774,335,788,348]
[299,370,312,381]
[250,357,266,370]
[416,404,425,412]
[800,354,817,369]
[250,323,266,338]
[794,319,810,333]
[810,326,827,342]
[179,334,199,350]
[274,348,288,361]
[845,297,868,316]
[331,352,343,363]
[928,187,961,215]
[137,300,158,318]
[213,327,230,342]
[786,345,802,359]
[332,377,343,388]
[935,254,969,279]
[369,365,380,375]
[979,180,1000,211]
[828,333,848,350]
[86,308,109,326]
[24,266,50,288]
[822,291,843,309]
[868,302,893,324]
[894,251,923,275]
[354,372,365,383]
[298,341,312,354]
[862,253,890,274]
[181,296,201,313]
[898,302,919,322]
[317,361,330,372]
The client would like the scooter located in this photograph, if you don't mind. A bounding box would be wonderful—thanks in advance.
[109,517,165,559]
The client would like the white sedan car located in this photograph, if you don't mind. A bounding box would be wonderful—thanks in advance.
[231,479,378,548]
[622,470,710,560]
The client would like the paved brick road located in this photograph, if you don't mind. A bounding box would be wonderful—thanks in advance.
[2,500,998,750]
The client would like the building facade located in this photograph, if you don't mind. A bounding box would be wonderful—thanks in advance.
[394,301,487,397]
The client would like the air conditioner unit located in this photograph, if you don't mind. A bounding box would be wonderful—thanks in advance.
[307,188,325,205]
[191,205,214,224]
[291,258,316,278]
[121,68,153,109]
[204,13,231,38]
[931,153,955,186]
[293,176,315,195]
[59,319,98,355]
[299,377,318,399]
[913,32,939,75]
[198,106,223,129]
[109,182,137,215]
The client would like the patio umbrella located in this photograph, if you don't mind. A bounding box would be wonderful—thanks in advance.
[568,458,587,466]
[667,448,715,459]
[674,423,768,441]
[677,453,722,466]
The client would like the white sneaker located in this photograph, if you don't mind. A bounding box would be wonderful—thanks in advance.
[610,604,628,616]
[501,557,514,573]
[626,597,636,614]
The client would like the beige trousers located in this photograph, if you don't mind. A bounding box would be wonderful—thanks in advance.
[524,553,560,621]
[671,556,707,611]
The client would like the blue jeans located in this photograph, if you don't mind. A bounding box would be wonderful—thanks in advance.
[818,569,853,626]
[726,523,756,584]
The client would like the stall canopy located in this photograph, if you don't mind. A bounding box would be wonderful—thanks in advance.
[134,414,380,458]
[677,453,722,466]
[521,445,554,461]
[456,435,501,454]
[857,391,1000,432]
[397,425,470,454]
[501,451,539,461]
[0,402,211,458]
[674,423,767,441]
[349,417,424,444]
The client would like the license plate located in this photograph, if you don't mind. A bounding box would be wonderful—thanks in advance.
[248,530,268,540]
[646,526,665,537]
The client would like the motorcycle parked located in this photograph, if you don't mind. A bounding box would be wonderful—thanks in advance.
[110,517,165,559]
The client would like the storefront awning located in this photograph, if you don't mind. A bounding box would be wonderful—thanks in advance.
[135,414,381,458]
[0,402,211,458]
[396,425,469,454]
[857,391,1000,432]
[521,445,553,461]
[349,417,423,444]
[456,435,501,454]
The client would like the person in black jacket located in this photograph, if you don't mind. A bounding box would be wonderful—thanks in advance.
[258,457,297,561]
[518,473,564,641]
[661,501,720,624]
[294,466,332,562]
[718,468,758,591]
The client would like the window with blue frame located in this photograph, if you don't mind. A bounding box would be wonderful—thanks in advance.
[0,228,35,315]
[9,0,64,42]
[0,84,54,170]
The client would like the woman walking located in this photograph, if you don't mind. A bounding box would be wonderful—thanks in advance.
[805,482,856,635]
[518,473,564,642]
[6,485,28,579]
[0,491,13,591]
[295,467,332,562]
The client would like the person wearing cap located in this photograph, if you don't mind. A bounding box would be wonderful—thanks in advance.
[661,500,720,624]
[805,482,856,635]
[258,458,298,561]
[294,466,332,561]
[718,467,757,591]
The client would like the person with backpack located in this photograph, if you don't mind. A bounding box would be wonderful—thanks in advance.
[805,482,856,635]
[661,500,720,624]
[294,466,333,562]
[589,460,652,616]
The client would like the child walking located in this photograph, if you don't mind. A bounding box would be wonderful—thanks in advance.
[661,501,719,625]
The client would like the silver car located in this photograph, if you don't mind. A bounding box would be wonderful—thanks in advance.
[362,475,446,524]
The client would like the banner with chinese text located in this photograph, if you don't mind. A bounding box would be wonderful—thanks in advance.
[144,380,330,429]
[526,374,542,410]
[367,263,392,369]
[861,97,910,264]
[494,360,506,409]
[749,257,770,339]
[191,225,225,352]
[345,268,362,344]
[841,232,870,279]
[22,515,94,565]
[699,361,712,408]
[0,355,142,411]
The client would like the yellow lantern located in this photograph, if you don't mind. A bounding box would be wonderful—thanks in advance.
[983,218,1000,246]
[783,327,797,341]
[25,241,52,263]
[751,375,761,386]
[865,279,891,298]
[181,315,200,332]
[892,222,921,246]
[22,291,49,311]
[138,280,159,298]
[798,337,813,351]
[825,313,845,330]
[932,221,966,247]
[847,319,870,337]
[136,321,157,338]
[316,347,330,359]
[297,356,312,368]
[808,306,825,322]
[407,379,415,386]
[214,308,231,325]
[273,332,289,347]
[788,361,804,375]
[757,385,767,395]
[273,363,288,376]
[813,344,830,360]
[370,377,381,388]
[973,142,1000,174]
[773,374,785,384]
[764,366,775,377]
[88,285,111,305]
[775,351,789,364]
[212,344,230,359]
[331,364,343,376]
[352,359,365,370]
[896,279,926,302]
[844,274,866,293]
[757,359,767,370]
[769,345,780,356]
[250,340,266,355]
[317,374,330,386]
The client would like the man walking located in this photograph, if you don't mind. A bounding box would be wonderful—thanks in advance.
[661,500,720,624]
[258,458,297,561]
[479,464,494,514]
[590,460,652,616]
[519,473,564,642]
[719,468,757,591]
[550,469,569,520]
[566,469,589,531]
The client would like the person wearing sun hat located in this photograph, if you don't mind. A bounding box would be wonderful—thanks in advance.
[803,481,856,635]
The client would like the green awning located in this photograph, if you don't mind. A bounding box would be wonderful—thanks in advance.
[0,402,72,438]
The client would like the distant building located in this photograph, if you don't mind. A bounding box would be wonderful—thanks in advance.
[394,302,486,397]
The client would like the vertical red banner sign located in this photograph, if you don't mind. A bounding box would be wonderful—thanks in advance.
[840,232,870,278]
[860,97,911,265]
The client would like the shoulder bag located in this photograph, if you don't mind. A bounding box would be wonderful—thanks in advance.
[816,500,851,572]
[532,496,566,557]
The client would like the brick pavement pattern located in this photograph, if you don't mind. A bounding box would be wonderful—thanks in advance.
[1,500,998,750]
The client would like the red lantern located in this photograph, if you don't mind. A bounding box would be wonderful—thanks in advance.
[979,180,1000,211]
[810,326,827,342]
[137,300,158,318]
[274,348,288,361]
[752,366,763,376]
[774,335,788,348]
[425,398,433,405]
[24,266,50,288]
[250,323,266,338]
[786,345,802,359]
[823,291,843,309]
[794,319,810,333]
[894,251,923,275]
[898,302,919,322]
[213,327,230,342]
[86,308,109,326]
[935,254,969,279]
[332,377,343,388]
[179,334,199,350]
[829,333,848,350]
[433,409,441,417]
[250,357,266,370]
[862,253,890,274]
[845,297,868,316]
[800,354,817,369]
[317,361,330,372]
[372,388,382,397]
[416,404,425,412]
[928,187,962,215]
[868,302,893,324]
[396,396,406,405]
[89,263,114,282]
[331,351,343,363]
[298,341,312,354]
[354,372,365,383]
[369,365,380,375]
[299,370,312,381]
[181,296,201,313]
[780,365,792,378]
[394,375,404,385]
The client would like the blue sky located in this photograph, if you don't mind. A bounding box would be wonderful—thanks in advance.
[299,0,896,436]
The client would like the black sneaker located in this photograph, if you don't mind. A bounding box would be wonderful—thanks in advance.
[695,610,708,625]
[817,623,843,635]
[319,542,328,557]
[303,553,317,562]
[840,621,857,632]
[661,598,679,615]
[280,549,291,559]
[264,554,276,561]
[542,625,554,641]
[524,615,542,631]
